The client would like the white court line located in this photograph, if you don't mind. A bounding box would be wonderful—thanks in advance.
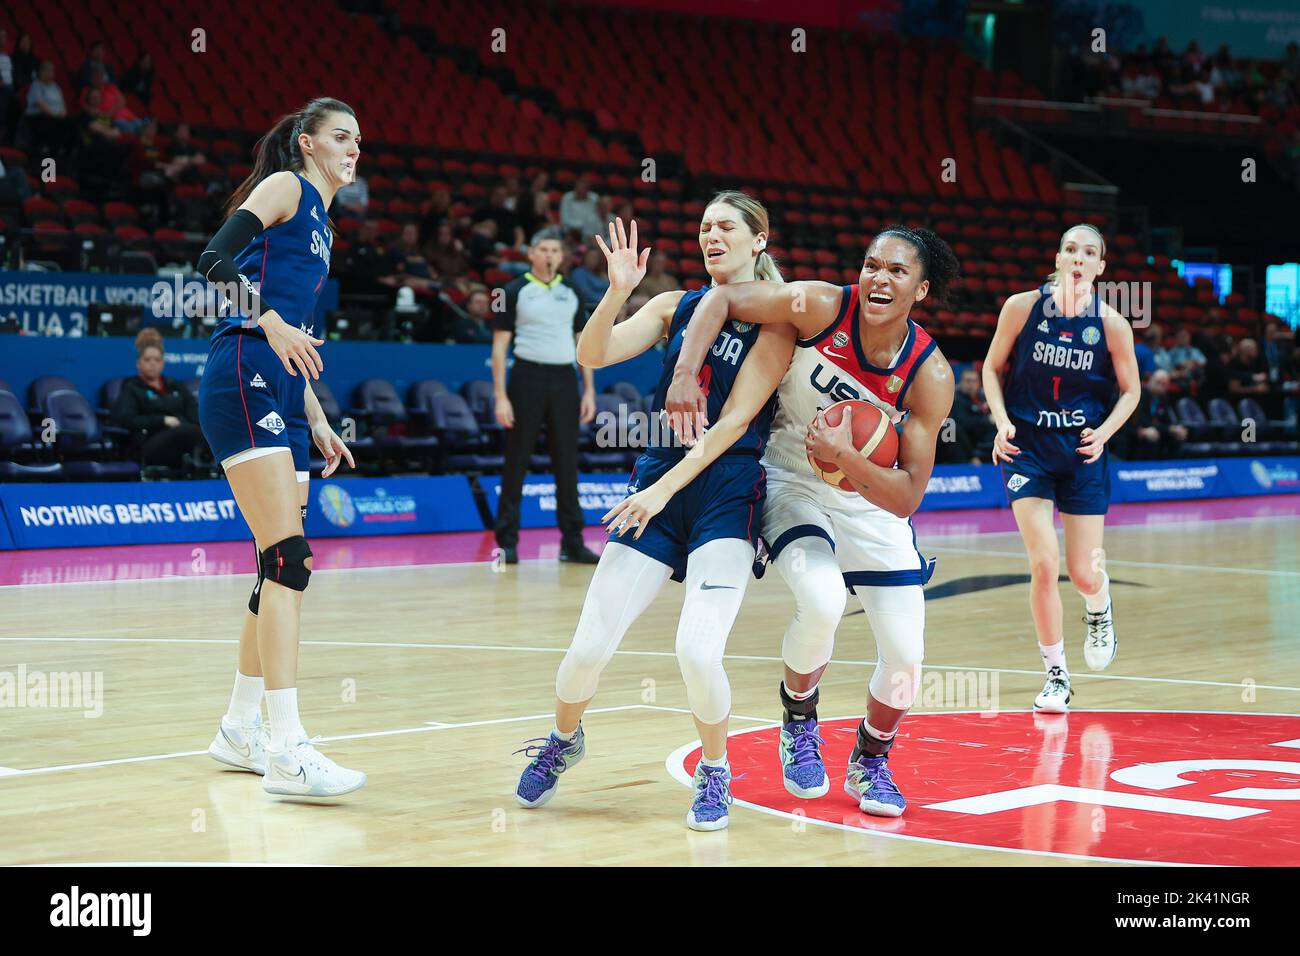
[4,635,1298,693]
[926,544,1300,578]
[0,705,644,779]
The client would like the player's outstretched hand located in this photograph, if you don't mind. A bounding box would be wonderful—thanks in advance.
[992,420,1020,464]
[262,312,324,380]
[602,483,672,540]
[312,422,355,478]
[1076,427,1106,465]
[594,217,650,295]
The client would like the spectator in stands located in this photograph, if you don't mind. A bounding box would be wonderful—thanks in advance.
[1145,323,1173,374]
[1262,321,1295,383]
[623,292,649,326]
[164,122,205,183]
[1210,45,1241,97]
[1127,369,1187,460]
[120,52,153,107]
[339,219,390,296]
[514,172,548,240]
[1132,325,1155,381]
[474,183,524,249]
[128,119,171,227]
[450,287,494,344]
[568,246,610,309]
[1168,327,1207,385]
[636,249,678,298]
[77,86,131,191]
[74,41,116,91]
[81,64,144,135]
[112,331,210,472]
[1227,338,1270,397]
[0,152,32,203]
[1285,42,1300,80]
[336,173,369,218]
[951,366,996,464]
[381,222,438,296]
[25,60,72,159]
[0,30,11,147]
[467,217,501,273]
[491,230,598,565]
[1200,334,1233,402]
[10,32,36,89]
[419,185,452,242]
[559,175,604,242]
[425,220,469,289]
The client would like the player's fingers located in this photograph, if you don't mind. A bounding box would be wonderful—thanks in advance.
[339,441,355,469]
[306,342,324,374]
[322,456,337,478]
[278,349,296,376]
[594,233,612,258]
[629,219,638,252]
[638,247,651,270]
[615,216,627,249]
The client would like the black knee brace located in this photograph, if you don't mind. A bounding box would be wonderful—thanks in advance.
[260,535,313,592]
[248,543,266,614]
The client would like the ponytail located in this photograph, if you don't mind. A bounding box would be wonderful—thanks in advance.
[754,249,785,283]
[223,97,356,220]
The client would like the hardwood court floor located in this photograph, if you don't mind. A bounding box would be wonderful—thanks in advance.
[1,502,1297,866]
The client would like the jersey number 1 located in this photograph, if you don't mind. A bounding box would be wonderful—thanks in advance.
[697,366,712,396]
[1052,376,1061,401]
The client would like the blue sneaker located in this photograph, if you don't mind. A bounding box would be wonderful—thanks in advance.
[844,754,906,817]
[779,719,830,798]
[514,727,585,808]
[686,762,734,831]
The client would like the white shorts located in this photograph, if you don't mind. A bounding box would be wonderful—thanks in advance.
[760,463,935,588]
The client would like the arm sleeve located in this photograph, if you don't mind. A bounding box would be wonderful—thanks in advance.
[196,209,266,321]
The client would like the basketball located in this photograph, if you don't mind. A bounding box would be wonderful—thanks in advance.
[807,399,899,491]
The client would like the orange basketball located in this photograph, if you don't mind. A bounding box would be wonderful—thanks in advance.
[806,399,899,492]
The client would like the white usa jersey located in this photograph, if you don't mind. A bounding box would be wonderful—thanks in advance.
[762,284,937,477]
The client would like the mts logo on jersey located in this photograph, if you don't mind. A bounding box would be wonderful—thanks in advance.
[1032,340,1094,371]
[1037,407,1087,428]
[709,328,745,366]
[809,363,861,402]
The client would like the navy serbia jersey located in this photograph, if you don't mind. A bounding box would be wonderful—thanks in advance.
[620,286,778,581]
[646,286,778,459]
[211,172,332,340]
[1003,284,1114,431]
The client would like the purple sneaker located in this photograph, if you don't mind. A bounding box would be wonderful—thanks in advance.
[779,719,830,798]
[514,727,585,808]
[844,754,906,817]
[686,762,734,831]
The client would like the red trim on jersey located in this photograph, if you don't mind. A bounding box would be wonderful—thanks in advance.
[236,334,255,449]
[812,290,935,411]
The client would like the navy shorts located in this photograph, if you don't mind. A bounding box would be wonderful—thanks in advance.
[1000,420,1109,515]
[615,452,766,582]
[198,331,310,471]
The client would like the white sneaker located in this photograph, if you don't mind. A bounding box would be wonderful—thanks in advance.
[1033,666,1072,713]
[262,737,367,797]
[1083,601,1117,670]
[208,715,270,774]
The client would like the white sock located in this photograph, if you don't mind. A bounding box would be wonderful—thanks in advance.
[783,681,818,701]
[553,725,579,742]
[265,688,306,751]
[700,753,729,770]
[224,671,263,725]
[1081,571,1110,614]
[1040,641,1068,674]
[865,721,897,742]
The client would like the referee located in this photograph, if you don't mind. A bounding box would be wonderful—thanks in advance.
[492,230,598,564]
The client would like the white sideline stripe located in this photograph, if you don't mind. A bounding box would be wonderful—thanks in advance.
[0,706,643,778]
[3,635,1298,693]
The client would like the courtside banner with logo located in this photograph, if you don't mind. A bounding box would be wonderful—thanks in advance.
[919,465,1005,511]
[1223,457,1300,497]
[306,476,479,537]
[0,475,479,548]
[480,473,632,528]
[1107,459,1235,503]
[0,479,249,549]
